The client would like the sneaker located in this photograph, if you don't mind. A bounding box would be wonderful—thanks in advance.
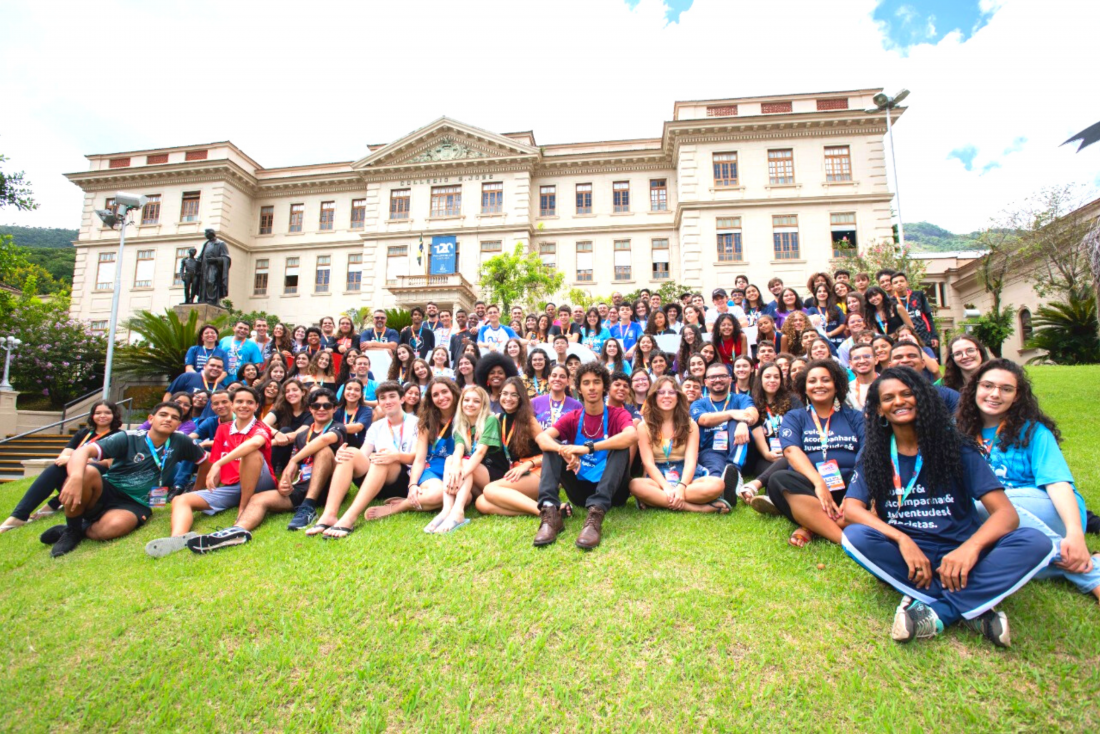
[287,505,316,531]
[145,532,199,558]
[50,526,85,557]
[721,465,741,508]
[891,599,943,643]
[748,494,780,516]
[187,526,252,554]
[39,524,66,545]
[963,609,1011,649]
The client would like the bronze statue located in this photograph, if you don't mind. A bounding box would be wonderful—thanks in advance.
[196,229,231,306]
[179,247,199,304]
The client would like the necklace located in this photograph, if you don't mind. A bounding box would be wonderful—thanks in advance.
[581,407,605,439]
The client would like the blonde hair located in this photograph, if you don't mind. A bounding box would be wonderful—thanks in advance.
[453,384,494,450]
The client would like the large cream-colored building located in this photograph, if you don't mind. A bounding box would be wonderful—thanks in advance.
[66,89,902,328]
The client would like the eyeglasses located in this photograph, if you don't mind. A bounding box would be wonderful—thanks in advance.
[952,348,979,359]
[850,354,874,362]
[706,374,730,381]
[310,402,334,410]
[977,381,1016,396]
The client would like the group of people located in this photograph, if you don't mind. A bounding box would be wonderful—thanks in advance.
[3,267,1096,648]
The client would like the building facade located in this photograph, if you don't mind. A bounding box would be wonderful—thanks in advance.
[66,89,902,329]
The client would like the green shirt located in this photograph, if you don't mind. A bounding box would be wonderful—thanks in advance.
[454,414,503,455]
[95,430,207,506]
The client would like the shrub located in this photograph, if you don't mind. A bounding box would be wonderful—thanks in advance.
[1026,294,1100,365]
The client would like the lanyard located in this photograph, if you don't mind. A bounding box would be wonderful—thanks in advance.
[410,324,424,346]
[78,430,110,449]
[145,435,170,471]
[708,395,731,427]
[980,421,1004,457]
[890,436,924,511]
[659,431,673,463]
[387,416,405,449]
[373,328,387,342]
[809,407,833,460]
[434,417,452,454]
[549,396,566,424]
[306,420,333,445]
[343,406,360,427]
[501,414,515,463]
[202,374,216,391]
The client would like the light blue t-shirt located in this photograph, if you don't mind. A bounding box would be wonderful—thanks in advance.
[477,324,516,350]
[982,421,1075,490]
[218,336,263,376]
[580,327,611,353]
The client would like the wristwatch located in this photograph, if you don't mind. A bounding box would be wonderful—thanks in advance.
[584,440,597,454]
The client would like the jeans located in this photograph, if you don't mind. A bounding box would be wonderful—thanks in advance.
[975,487,1100,594]
[538,449,631,512]
[9,462,106,521]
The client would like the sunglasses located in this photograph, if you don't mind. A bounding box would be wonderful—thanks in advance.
[310,402,334,410]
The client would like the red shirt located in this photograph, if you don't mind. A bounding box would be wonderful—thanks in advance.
[553,405,633,443]
[211,418,273,485]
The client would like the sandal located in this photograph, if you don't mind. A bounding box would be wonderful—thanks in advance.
[435,517,471,534]
[323,525,354,539]
[788,527,814,548]
[749,495,780,516]
[709,498,732,515]
[304,524,331,537]
[739,483,760,504]
[28,508,56,521]
[635,497,647,512]
[0,519,26,534]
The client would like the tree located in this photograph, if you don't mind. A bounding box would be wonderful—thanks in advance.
[1025,293,1100,365]
[479,242,564,311]
[0,154,37,212]
[963,306,1016,358]
[837,238,928,287]
[116,309,208,383]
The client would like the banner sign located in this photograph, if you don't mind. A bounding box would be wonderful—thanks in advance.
[430,236,457,275]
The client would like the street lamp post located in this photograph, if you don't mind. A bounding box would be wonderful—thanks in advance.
[0,336,22,391]
[867,89,910,250]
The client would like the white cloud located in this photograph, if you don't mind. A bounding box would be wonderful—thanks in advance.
[1,0,1097,235]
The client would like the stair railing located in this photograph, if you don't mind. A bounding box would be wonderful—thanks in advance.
[0,399,133,447]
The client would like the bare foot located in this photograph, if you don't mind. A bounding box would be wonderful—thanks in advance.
[384,497,404,506]
[365,501,408,521]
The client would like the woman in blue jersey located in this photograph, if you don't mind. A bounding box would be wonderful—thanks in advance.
[958,359,1099,603]
[580,307,611,353]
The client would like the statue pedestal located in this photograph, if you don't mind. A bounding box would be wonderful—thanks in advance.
[173,303,228,325]
[0,390,18,437]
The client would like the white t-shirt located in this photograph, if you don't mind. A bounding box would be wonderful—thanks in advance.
[705,305,747,327]
[363,413,419,463]
[477,323,516,351]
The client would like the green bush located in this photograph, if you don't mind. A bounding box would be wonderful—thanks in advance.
[1026,294,1100,365]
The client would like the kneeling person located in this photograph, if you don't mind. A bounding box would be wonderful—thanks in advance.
[145,387,274,557]
[46,402,207,557]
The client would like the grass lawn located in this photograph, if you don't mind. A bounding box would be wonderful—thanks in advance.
[1,366,1098,732]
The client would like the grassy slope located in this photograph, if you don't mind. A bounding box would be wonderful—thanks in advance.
[1,367,1098,732]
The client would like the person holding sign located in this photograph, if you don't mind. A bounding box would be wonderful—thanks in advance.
[841,367,1054,646]
[766,359,864,548]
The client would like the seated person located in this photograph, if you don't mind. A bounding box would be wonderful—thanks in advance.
[531,364,581,430]
[766,359,863,548]
[164,356,229,416]
[43,402,207,557]
[741,363,803,506]
[185,325,228,373]
[186,388,345,552]
[690,362,758,505]
[310,381,418,538]
[1,401,121,532]
[630,377,731,513]
[841,367,1054,647]
[532,363,638,551]
[145,386,275,557]
[334,379,372,450]
[477,377,546,519]
[846,343,878,411]
[890,341,959,413]
[958,359,1100,603]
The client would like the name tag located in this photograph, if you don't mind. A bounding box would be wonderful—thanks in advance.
[713,430,729,452]
[769,436,782,454]
[298,463,313,483]
[816,460,845,492]
[148,486,169,508]
[663,466,680,483]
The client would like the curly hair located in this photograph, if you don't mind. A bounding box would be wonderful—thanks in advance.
[858,367,967,510]
[676,324,705,372]
[792,358,850,405]
[956,359,1061,450]
[645,308,671,335]
[781,311,810,357]
[525,347,551,380]
[711,313,744,354]
[941,335,990,391]
[642,376,692,448]
[388,343,416,382]
[600,338,628,374]
[574,361,610,395]
[632,334,658,373]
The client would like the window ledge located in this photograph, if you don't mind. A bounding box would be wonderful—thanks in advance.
[343,290,363,296]
[280,293,300,298]
[137,223,160,229]
[614,280,636,285]
[428,215,463,222]
[648,209,670,214]
[256,233,275,238]
[131,287,154,292]
[313,292,332,297]
[611,211,633,216]
[571,281,597,286]
[765,183,801,190]
[574,213,596,218]
[537,215,559,220]
[714,261,750,267]
[769,259,807,265]
[285,232,305,237]
[479,212,504,218]
[710,185,745,193]
[822,180,858,187]
[387,217,411,223]
[178,220,202,226]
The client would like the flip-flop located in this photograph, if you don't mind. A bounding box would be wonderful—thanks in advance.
[435,517,471,534]
[28,508,56,521]
[739,485,759,504]
[304,524,331,537]
[561,503,574,518]
[322,525,354,540]
[635,497,648,512]
[709,498,732,515]
[0,520,26,534]
[788,527,813,548]
[424,516,446,534]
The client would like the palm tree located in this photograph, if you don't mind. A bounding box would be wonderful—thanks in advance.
[116,309,225,382]
[1026,294,1100,365]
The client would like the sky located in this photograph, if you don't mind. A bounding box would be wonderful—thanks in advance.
[1,0,1098,234]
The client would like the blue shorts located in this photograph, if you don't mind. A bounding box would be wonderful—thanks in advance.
[657,461,709,483]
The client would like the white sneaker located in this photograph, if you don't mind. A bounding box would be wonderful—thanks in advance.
[145,532,199,558]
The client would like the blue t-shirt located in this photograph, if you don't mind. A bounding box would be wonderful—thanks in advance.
[983,421,1075,490]
[690,392,754,459]
[218,337,263,377]
[360,327,400,348]
[779,405,865,484]
[937,386,960,415]
[477,324,517,350]
[580,327,611,353]
[191,416,229,443]
[608,322,643,354]
[848,444,1002,545]
[166,372,230,412]
[185,345,229,372]
[335,405,373,449]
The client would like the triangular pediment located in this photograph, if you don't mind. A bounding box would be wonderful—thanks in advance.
[352,117,539,170]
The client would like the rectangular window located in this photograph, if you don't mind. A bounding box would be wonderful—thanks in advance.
[390,189,410,220]
[614,240,631,280]
[831,212,858,258]
[141,195,161,225]
[185,149,208,161]
[651,239,670,279]
[146,154,168,165]
[540,185,556,217]
[576,241,593,282]
[288,203,304,233]
[96,252,116,290]
[612,181,630,213]
[824,145,852,182]
[431,185,462,217]
[717,217,743,262]
[134,250,155,288]
[772,215,800,260]
[387,246,409,279]
[480,241,502,263]
[576,183,592,215]
[254,259,269,295]
[319,201,335,231]
[768,149,795,185]
[108,157,130,169]
[762,101,793,114]
[347,253,363,291]
[105,197,115,213]
[481,182,503,214]
[650,179,667,211]
[922,282,947,308]
[284,257,300,294]
[351,198,366,229]
[173,247,189,286]
[180,191,200,222]
[259,205,274,234]
[315,255,331,292]
[713,152,739,187]
[90,320,108,333]
[539,242,556,269]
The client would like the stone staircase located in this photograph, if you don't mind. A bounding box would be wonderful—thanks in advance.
[0,432,73,483]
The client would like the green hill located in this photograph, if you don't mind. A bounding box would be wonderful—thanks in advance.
[0,225,77,248]
[905,221,982,252]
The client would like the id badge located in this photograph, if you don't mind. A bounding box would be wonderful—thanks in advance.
[768,436,782,454]
[816,460,845,492]
[713,430,729,452]
[148,486,168,508]
[663,467,680,483]
[298,462,313,483]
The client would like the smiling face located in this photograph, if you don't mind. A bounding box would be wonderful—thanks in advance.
[92,404,115,428]
[849,345,876,375]
[733,358,752,381]
[951,338,983,373]
[548,365,569,393]
[810,341,830,360]
[269,363,286,381]
[201,326,219,346]
[264,381,280,400]
[804,367,836,406]
[631,371,651,396]
[789,312,808,332]
[461,388,483,417]
[294,327,307,341]
[488,366,506,387]
[975,368,1017,420]
[890,344,924,372]
[295,353,310,371]
[782,289,798,308]
[317,352,331,370]
[507,341,521,357]
[653,379,679,413]
[650,353,668,375]
[757,343,776,363]
[283,383,303,407]
[681,379,700,402]
[688,354,706,378]
[530,351,546,373]
[458,357,474,375]
[414,362,431,381]
[604,340,619,359]
[760,365,782,395]
[846,314,865,334]
[499,382,521,413]
[404,386,421,407]
[877,378,917,427]
[700,344,716,362]
[174,394,193,414]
